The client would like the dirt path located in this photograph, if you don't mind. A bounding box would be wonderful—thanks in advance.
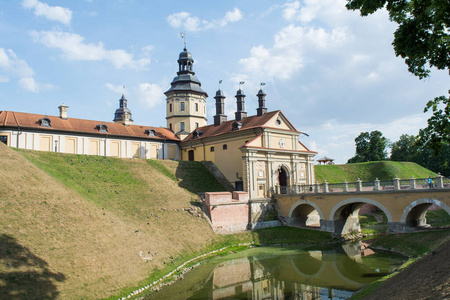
[362,240,450,300]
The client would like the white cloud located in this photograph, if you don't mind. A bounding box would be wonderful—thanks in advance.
[19,77,54,93]
[105,83,124,94]
[239,25,348,80]
[30,30,151,69]
[0,48,34,78]
[167,8,243,32]
[22,0,72,25]
[136,83,164,108]
[0,48,53,92]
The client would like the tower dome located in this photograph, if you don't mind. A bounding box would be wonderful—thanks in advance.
[113,94,133,126]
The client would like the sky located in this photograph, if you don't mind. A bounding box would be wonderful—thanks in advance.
[0,0,448,164]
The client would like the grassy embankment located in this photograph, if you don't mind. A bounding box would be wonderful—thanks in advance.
[315,160,437,183]
[0,144,332,300]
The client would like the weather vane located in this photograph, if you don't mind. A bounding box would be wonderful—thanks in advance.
[260,82,265,87]
[239,81,245,89]
[219,80,222,89]
[180,32,186,47]
[122,84,125,95]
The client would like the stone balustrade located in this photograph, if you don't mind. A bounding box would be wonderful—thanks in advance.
[274,174,449,195]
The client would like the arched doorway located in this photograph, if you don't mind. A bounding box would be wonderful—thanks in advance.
[278,166,288,194]
[188,150,194,161]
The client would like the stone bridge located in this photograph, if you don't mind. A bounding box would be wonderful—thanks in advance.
[275,176,450,234]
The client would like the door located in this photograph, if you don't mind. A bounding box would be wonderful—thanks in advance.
[188,150,194,161]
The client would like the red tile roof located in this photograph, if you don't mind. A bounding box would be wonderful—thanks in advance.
[184,110,285,141]
[0,111,179,141]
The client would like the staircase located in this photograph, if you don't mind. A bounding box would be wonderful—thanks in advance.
[201,161,234,192]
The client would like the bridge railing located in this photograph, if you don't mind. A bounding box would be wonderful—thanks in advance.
[274,174,449,195]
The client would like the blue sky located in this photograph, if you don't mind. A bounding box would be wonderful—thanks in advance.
[0,0,447,163]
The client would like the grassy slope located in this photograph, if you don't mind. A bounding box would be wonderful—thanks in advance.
[315,161,437,183]
[0,144,229,299]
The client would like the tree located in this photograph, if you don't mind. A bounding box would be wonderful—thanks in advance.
[390,134,419,161]
[348,130,389,163]
[346,0,450,151]
[419,91,450,154]
[346,0,450,79]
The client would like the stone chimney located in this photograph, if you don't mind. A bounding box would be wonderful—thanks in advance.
[235,89,247,121]
[213,89,227,126]
[58,104,68,119]
[256,89,267,116]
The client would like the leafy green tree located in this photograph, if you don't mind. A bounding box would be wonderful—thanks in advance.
[346,0,450,152]
[391,134,418,161]
[348,130,389,163]
[419,91,450,154]
[346,0,450,79]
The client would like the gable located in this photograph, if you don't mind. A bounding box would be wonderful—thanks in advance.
[264,111,297,131]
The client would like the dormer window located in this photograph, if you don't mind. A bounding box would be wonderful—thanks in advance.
[232,121,243,131]
[193,131,204,139]
[39,116,51,127]
[96,123,108,133]
[145,129,156,137]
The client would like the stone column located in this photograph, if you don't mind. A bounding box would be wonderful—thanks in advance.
[374,178,381,191]
[436,174,444,188]
[323,180,329,193]
[343,180,348,192]
[315,182,320,193]
[356,178,362,192]
[393,176,400,190]
[410,176,416,189]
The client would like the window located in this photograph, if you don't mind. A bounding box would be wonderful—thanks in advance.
[169,123,172,131]
[181,102,185,111]
[276,119,282,126]
[195,103,198,111]
[210,146,214,152]
[169,103,172,112]
[223,144,227,150]
[0,135,7,145]
[195,122,199,128]
[180,122,185,131]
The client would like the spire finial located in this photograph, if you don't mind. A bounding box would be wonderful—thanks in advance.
[122,84,125,96]
[218,79,222,90]
[180,32,186,49]
[239,81,245,90]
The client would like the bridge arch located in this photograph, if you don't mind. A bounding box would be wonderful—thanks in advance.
[401,198,450,227]
[288,200,324,228]
[329,198,393,235]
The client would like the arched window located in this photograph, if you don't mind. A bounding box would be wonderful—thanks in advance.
[181,102,185,111]
[223,144,227,150]
[210,146,214,152]
[169,103,172,112]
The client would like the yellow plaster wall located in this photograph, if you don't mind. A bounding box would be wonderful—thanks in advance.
[265,113,291,130]
[39,135,53,152]
[270,133,294,150]
[65,137,77,154]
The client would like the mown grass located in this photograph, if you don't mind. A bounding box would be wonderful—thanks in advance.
[426,209,450,227]
[315,161,437,183]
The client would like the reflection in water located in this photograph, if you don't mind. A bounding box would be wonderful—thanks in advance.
[146,243,404,300]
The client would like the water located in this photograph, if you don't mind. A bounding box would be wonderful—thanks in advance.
[144,242,405,300]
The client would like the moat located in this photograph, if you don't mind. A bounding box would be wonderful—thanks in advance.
[144,242,405,300]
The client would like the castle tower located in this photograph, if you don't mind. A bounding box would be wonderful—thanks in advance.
[165,46,208,140]
[213,89,227,126]
[235,88,247,121]
[256,88,267,116]
[113,94,133,126]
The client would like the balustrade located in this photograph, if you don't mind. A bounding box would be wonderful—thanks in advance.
[273,175,448,195]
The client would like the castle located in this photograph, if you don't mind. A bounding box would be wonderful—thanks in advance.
[0,46,316,200]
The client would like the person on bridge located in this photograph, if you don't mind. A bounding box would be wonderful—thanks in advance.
[427,177,434,188]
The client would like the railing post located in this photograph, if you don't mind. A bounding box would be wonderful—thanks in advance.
[393,176,400,190]
[323,180,329,193]
[374,178,380,191]
[410,176,416,189]
[315,182,320,193]
[343,180,348,192]
[436,173,444,188]
[275,185,280,194]
[356,178,362,192]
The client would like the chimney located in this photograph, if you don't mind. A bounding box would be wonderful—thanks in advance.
[213,89,227,126]
[235,89,247,121]
[58,104,68,119]
[256,89,267,116]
